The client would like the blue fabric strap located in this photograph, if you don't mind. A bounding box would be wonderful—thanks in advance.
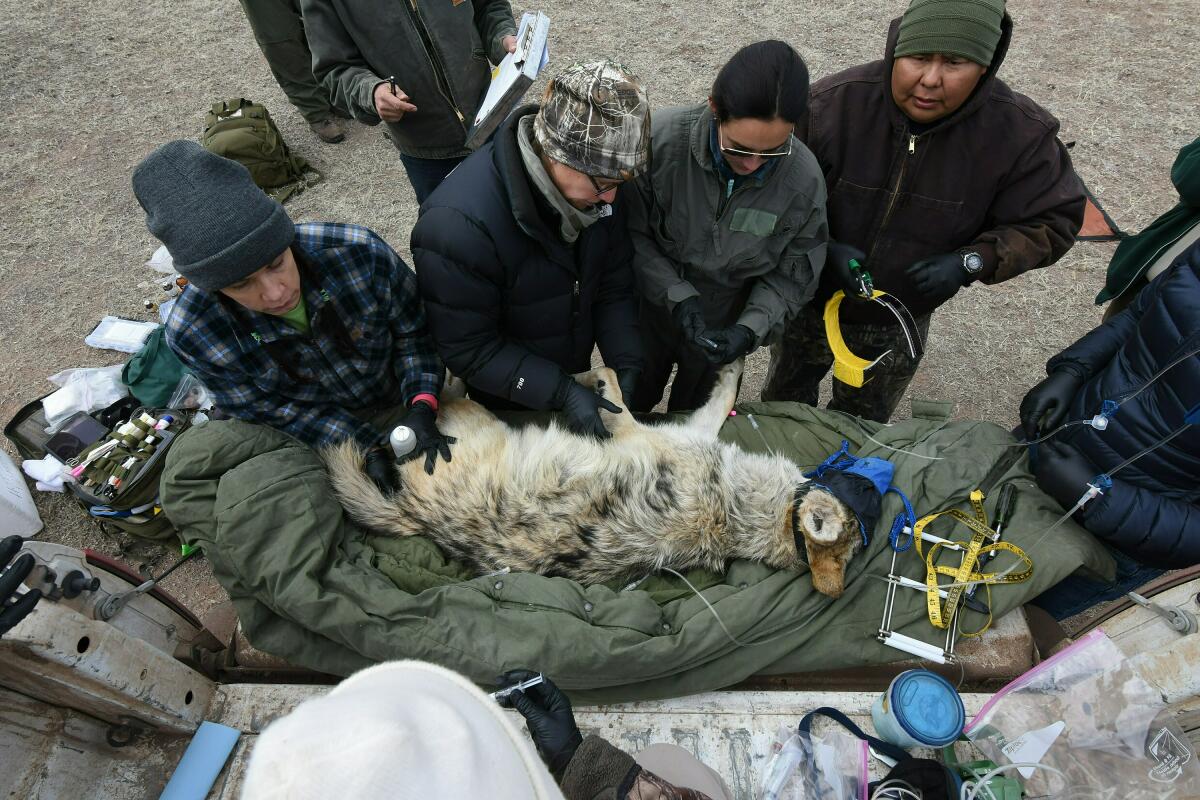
[887,487,917,552]
[805,441,914,551]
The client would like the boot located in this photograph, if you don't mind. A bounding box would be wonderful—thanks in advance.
[309,118,346,144]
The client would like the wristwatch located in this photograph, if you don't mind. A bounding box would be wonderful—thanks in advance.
[960,250,984,276]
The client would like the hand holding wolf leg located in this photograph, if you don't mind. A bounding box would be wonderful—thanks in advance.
[497,670,583,777]
[555,375,622,439]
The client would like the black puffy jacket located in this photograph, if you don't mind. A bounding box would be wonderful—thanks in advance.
[411,106,642,410]
[1051,243,1200,567]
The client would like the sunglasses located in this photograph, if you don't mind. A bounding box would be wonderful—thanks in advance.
[587,174,625,198]
[718,125,794,159]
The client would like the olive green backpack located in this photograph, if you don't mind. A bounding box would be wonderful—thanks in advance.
[202,98,320,202]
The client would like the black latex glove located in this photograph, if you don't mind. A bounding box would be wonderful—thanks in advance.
[554,375,622,439]
[826,241,870,297]
[1019,371,1084,441]
[402,401,456,475]
[363,444,398,493]
[1035,439,1100,511]
[1,536,41,638]
[671,296,712,352]
[904,252,972,305]
[496,669,583,777]
[701,324,757,364]
[615,367,641,406]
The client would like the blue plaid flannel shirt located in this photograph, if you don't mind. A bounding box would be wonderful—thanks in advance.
[165,223,443,449]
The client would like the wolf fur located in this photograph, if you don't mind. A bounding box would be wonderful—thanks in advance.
[325,360,863,597]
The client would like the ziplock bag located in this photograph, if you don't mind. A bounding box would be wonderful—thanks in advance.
[965,629,1200,798]
[759,718,868,800]
[42,365,129,430]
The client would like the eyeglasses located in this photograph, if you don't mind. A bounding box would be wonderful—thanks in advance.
[587,174,625,198]
[718,125,794,159]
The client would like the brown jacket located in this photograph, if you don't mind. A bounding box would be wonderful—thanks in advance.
[805,15,1086,323]
[560,736,713,800]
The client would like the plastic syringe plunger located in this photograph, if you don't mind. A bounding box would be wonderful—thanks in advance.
[389,425,417,460]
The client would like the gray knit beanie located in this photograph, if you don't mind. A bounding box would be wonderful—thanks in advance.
[894,0,1005,67]
[132,140,294,292]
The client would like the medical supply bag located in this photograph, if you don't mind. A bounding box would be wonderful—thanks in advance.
[964,629,1200,798]
[5,398,190,543]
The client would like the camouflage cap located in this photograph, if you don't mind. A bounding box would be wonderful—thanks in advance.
[534,60,650,181]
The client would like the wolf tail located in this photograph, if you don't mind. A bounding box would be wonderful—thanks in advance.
[322,440,421,537]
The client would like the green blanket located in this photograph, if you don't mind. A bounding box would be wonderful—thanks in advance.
[161,401,1114,702]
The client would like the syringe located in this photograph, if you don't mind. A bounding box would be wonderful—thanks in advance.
[490,673,545,701]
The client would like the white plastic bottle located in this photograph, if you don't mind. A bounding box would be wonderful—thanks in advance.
[389,425,417,461]
[0,451,43,538]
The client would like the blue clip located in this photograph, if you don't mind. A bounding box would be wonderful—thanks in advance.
[1090,399,1120,430]
[1091,473,1113,492]
[1185,403,1200,426]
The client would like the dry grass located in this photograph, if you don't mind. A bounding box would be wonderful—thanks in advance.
[1,0,1195,614]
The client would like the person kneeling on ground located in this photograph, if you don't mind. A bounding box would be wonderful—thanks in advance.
[1023,243,1200,621]
[132,140,454,489]
[626,40,827,413]
[412,60,650,439]
[764,0,1086,422]
[240,661,728,800]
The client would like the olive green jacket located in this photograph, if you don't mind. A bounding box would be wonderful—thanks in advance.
[160,402,1111,703]
[625,104,828,341]
[301,0,516,158]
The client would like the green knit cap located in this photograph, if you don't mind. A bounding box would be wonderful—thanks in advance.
[894,0,1005,66]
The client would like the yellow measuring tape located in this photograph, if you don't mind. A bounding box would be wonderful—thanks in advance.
[913,489,1033,637]
[824,290,893,387]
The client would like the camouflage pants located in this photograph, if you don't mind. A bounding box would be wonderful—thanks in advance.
[239,0,336,124]
[763,304,931,423]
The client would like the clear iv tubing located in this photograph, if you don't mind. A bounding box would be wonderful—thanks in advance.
[935,421,1191,592]
[1000,341,1200,449]
[861,342,1200,460]
[662,567,830,648]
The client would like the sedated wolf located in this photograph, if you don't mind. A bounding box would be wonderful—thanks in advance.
[326,360,863,597]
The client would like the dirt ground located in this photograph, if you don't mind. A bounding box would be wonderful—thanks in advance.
[1,0,1196,620]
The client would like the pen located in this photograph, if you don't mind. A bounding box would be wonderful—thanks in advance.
[388,75,397,96]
